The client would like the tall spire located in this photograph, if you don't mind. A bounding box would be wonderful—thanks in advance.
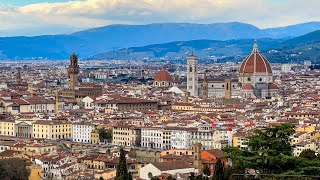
[252,39,259,53]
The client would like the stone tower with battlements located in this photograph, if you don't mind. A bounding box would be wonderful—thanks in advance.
[68,53,80,90]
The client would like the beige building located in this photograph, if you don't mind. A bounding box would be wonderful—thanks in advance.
[96,97,158,112]
[112,125,141,147]
[32,120,72,140]
[0,119,15,136]
[91,129,100,144]
[4,98,56,115]
[293,141,317,156]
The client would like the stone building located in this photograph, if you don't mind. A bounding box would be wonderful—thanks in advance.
[238,41,279,98]
[153,70,173,88]
[60,53,103,105]
[187,41,278,99]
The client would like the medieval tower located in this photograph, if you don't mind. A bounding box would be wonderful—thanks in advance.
[68,53,80,90]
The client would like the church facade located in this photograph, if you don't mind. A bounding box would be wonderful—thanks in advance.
[187,41,278,99]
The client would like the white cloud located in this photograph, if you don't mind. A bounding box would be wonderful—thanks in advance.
[0,0,319,35]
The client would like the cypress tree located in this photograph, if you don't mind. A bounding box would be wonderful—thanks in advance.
[213,159,224,180]
[203,164,211,176]
[115,147,131,180]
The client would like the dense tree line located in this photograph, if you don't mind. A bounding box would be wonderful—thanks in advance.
[0,158,30,180]
[223,123,320,179]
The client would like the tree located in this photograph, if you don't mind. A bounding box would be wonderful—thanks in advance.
[189,172,196,180]
[0,158,30,180]
[99,127,112,140]
[203,164,211,176]
[167,175,176,180]
[213,159,224,180]
[115,147,131,180]
[195,174,208,180]
[223,123,320,177]
[128,172,133,180]
[299,149,317,160]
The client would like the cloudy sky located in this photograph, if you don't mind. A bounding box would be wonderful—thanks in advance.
[0,0,319,36]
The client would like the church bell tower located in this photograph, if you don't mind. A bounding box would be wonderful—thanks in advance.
[187,54,199,97]
[202,71,208,99]
[68,53,80,90]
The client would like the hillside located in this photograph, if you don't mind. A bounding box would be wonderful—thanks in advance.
[264,22,320,38]
[89,30,320,64]
[1,22,320,60]
[89,39,282,61]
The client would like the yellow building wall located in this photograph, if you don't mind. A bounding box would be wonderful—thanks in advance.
[91,132,100,144]
[310,131,320,141]
[232,136,240,147]
[296,126,315,133]
[160,149,193,156]
[0,121,15,136]
[33,123,72,140]
[29,165,42,180]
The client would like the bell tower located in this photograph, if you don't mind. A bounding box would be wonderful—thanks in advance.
[68,53,80,90]
[187,54,199,97]
[202,71,208,99]
[16,69,22,84]
[193,143,202,172]
[224,79,232,99]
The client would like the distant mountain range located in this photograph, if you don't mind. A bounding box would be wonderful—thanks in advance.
[1,22,320,60]
[90,30,320,64]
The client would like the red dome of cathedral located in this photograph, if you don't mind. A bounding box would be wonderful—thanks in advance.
[239,41,272,74]
[154,70,172,82]
[268,83,278,90]
[242,83,254,90]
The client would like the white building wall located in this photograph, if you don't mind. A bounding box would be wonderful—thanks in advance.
[141,128,163,149]
[72,124,95,143]
[171,130,191,149]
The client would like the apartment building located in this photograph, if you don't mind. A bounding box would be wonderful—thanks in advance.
[112,125,141,147]
[141,127,164,150]
[95,97,158,112]
[170,128,194,149]
[32,120,72,140]
[4,98,56,115]
[72,122,95,143]
[0,119,15,136]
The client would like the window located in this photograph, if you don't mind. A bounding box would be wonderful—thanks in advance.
[259,78,262,81]
[247,77,251,81]
[148,172,153,179]
[189,67,192,72]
